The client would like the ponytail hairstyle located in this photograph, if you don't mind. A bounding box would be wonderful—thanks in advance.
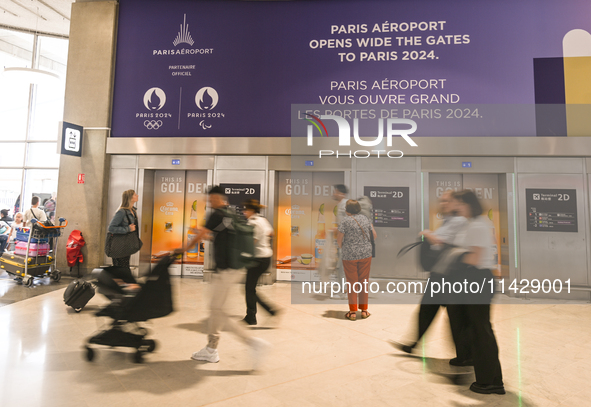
[120,189,136,210]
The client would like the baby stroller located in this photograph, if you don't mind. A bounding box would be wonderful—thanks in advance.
[84,254,177,363]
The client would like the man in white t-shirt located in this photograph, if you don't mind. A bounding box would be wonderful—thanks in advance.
[23,196,48,227]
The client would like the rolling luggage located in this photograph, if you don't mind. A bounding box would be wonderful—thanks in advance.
[15,241,50,257]
[64,279,95,312]
[0,252,53,279]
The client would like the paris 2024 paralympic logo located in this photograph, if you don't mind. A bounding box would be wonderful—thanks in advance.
[304,113,418,158]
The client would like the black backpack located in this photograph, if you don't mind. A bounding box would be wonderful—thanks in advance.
[217,208,255,269]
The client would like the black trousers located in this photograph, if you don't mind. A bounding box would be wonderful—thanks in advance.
[413,272,444,346]
[245,257,273,321]
[415,303,441,344]
[448,303,503,386]
[112,256,131,268]
[0,234,7,255]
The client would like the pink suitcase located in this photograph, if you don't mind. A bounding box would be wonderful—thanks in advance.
[15,241,50,257]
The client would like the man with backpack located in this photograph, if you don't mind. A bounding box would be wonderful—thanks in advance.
[23,196,47,227]
[188,186,270,369]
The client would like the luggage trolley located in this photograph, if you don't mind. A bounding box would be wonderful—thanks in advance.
[0,218,68,286]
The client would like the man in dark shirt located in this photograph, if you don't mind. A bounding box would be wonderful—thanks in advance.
[0,209,13,224]
[188,186,270,369]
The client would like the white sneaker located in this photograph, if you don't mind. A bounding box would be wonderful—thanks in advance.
[250,338,271,371]
[191,346,220,363]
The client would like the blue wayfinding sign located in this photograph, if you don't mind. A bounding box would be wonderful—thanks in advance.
[462,162,472,168]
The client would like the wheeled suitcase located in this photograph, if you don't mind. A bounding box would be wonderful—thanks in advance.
[0,252,53,278]
[15,241,50,256]
[64,279,95,312]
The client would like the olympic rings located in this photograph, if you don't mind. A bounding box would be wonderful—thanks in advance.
[144,120,163,130]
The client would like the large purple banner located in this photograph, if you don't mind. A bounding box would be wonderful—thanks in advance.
[112,0,591,137]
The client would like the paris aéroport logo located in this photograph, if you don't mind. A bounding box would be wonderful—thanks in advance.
[173,14,194,46]
[153,14,213,56]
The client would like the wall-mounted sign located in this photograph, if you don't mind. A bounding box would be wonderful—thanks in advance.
[526,189,578,232]
[77,174,85,184]
[364,186,410,228]
[61,121,83,157]
[462,162,472,168]
[219,183,261,217]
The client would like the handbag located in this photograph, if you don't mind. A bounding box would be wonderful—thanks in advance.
[104,210,143,258]
[397,240,461,272]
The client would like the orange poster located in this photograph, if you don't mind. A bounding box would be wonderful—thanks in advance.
[182,171,208,277]
[152,170,185,275]
[276,171,344,281]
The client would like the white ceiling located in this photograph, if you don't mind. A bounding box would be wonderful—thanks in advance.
[0,0,74,37]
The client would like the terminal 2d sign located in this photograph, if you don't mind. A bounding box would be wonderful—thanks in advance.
[219,183,261,217]
[364,186,410,228]
[526,189,577,232]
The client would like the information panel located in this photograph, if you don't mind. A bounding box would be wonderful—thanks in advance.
[219,183,261,217]
[364,186,409,228]
[526,189,578,232]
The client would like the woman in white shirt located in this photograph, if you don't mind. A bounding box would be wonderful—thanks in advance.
[448,190,504,395]
[241,200,279,325]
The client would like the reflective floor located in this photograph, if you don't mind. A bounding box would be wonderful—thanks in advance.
[0,271,72,307]
[0,273,590,406]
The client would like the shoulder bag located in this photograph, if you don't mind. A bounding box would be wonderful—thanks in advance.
[350,215,375,258]
[104,209,143,258]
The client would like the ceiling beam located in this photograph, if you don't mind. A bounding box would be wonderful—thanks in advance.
[37,0,70,21]
[9,0,48,21]
[0,5,19,17]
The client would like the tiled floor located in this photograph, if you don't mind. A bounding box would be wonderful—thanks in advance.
[0,271,72,307]
[0,274,590,407]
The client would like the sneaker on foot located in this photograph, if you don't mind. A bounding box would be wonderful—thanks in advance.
[250,338,271,371]
[191,346,220,363]
[242,316,257,326]
[469,382,505,395]
[388,340,415,354]
[449,357,474,367]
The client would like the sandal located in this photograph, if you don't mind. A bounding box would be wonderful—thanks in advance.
[361,311,371,319]
[345,311,356,321]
